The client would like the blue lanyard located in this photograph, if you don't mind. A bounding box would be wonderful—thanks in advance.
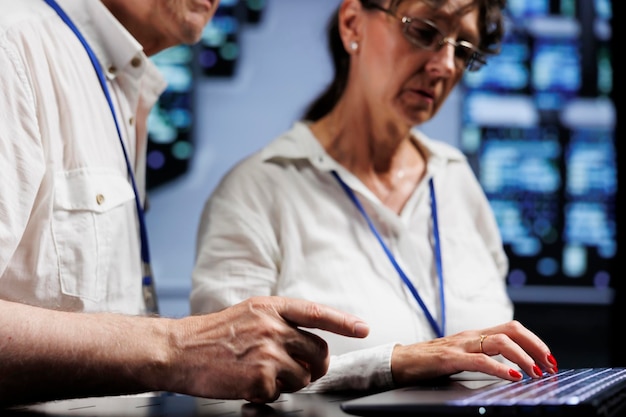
[44,0,159,314]
[332,171,445,338]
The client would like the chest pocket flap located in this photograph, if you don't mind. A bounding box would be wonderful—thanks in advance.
[53,169,136,302]
[54,169,135,212]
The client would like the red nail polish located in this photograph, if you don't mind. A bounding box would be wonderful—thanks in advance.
[532,364,542,377]
[509,369,523,379]
[547,353,558,368]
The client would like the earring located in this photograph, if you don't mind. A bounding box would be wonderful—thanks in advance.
[349,41,358,51]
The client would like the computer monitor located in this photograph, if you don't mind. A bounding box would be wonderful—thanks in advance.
[461,0,615,304]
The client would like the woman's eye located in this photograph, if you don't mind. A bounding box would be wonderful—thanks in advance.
[408,23,439,46]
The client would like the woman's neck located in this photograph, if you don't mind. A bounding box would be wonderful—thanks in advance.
[310,112,427,213]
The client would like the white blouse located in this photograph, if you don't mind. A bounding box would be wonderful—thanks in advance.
[191,121,513,391]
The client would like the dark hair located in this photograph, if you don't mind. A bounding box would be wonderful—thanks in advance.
[302,0,507,122]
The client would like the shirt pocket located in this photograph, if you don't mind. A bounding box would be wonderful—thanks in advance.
[52,169,135,302]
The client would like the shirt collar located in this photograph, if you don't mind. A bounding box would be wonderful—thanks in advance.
[57,0,166,99]
[261,121,467,173]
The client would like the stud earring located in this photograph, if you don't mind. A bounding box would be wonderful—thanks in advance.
[350,41,358,51]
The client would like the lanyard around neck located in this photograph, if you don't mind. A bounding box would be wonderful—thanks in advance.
[44,0,159,314]
[332,171,445,338]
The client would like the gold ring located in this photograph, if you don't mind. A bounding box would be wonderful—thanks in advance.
[479,334,488,354]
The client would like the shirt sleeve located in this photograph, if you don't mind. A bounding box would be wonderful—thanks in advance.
[0,37,46,275]
[190,161,280,314]
[299,343,397,393]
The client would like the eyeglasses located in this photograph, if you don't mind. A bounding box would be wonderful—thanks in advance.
[367,3,487,72]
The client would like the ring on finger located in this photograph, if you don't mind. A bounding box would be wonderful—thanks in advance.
[479,334,488,354]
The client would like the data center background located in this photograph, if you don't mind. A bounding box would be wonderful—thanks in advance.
[144,0,622,367]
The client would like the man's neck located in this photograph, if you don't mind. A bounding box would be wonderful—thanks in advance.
[100,0,165,56]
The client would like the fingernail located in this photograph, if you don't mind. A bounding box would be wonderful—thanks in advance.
[354,322,370,337]
[509,369,523,379]
[532,364,543,377]
[547,353,558,368]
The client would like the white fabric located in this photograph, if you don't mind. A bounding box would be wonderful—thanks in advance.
[0,0,166,314]
[191,121,514,391]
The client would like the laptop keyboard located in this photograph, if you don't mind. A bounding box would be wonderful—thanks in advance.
[457,368,626,405]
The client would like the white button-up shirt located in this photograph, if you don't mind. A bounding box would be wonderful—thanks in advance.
[191,121,514,391]
[0,0,166,313]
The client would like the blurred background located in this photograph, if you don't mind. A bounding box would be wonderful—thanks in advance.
[144,0,623,369]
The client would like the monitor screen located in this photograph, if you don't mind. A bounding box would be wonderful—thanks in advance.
[461,0,615,304]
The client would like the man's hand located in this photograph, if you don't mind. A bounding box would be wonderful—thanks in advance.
[161,296,369,403]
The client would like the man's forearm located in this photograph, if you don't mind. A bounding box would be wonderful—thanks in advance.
[0,300,169,407]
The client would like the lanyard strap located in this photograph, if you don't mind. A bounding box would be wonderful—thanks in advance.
[44,0,159,314]
[332,171,445,338]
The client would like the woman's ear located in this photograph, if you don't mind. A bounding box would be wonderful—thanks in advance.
[338,0,364,53]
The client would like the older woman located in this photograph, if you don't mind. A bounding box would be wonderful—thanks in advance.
[191,0,558,392]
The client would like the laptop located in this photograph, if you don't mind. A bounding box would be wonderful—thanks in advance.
[341,367,626,416]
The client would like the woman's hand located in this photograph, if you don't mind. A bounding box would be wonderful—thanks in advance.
[391,320,558,386]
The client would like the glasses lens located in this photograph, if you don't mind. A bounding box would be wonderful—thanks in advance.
[403,17,486,71]
[404,18,441,49]
[454,43,478,70]
[464,48,486,72]
[454,43,473,62]
[466,58,484,72]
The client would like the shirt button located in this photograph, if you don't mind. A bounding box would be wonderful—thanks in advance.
[129,116,135,126]
[108,65,117,74]
[130,56,142,68]
[96,194,105,205]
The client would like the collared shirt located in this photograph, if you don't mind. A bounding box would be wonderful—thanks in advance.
[191,121,514,391]
[0,0,166,313]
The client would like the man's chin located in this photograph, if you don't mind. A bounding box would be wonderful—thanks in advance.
[184,17,212,44]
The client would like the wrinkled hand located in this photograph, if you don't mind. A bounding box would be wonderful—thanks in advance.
[160,296,369,403]
[391,320,558,386]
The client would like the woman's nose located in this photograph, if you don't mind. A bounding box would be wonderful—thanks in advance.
[425,41,458,75]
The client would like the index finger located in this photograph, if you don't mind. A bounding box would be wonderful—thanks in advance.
[276,297,370,338]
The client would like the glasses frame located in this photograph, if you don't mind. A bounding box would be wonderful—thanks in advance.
[367,3,487,72]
